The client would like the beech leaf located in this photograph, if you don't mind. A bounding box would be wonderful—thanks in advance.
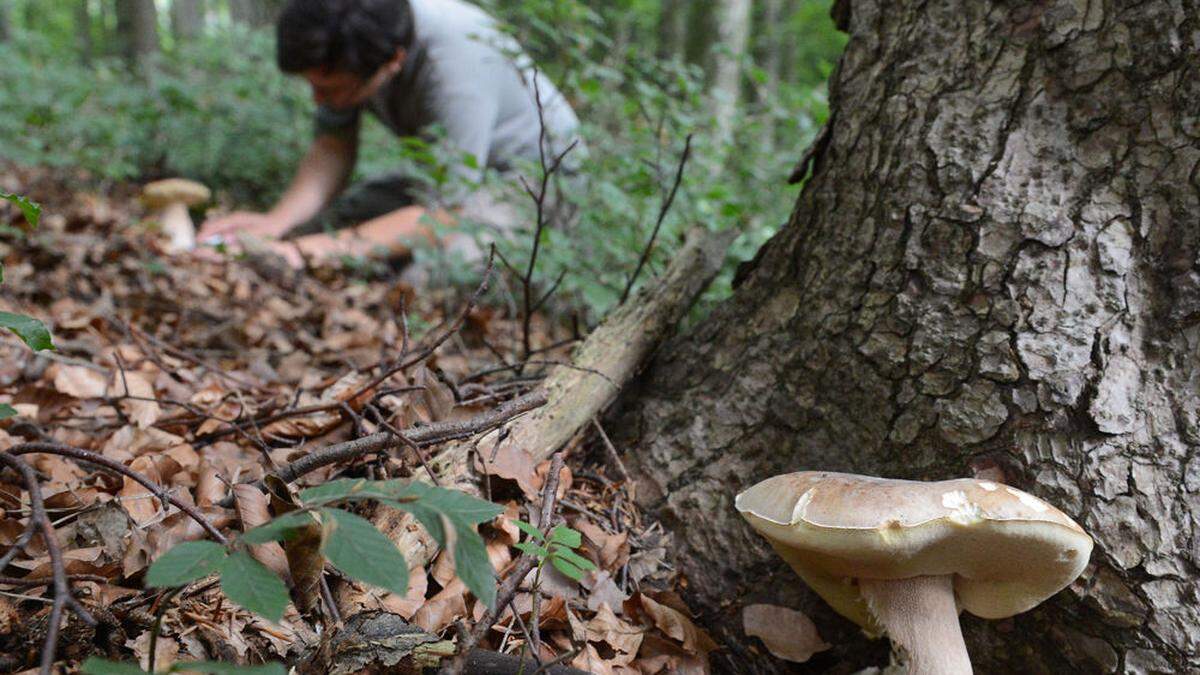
[146,541,227,587]
[322,507,409,595]
[220,549,289,622]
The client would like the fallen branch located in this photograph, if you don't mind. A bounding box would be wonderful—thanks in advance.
[377,226,735,575]
[219,390,548,506]
[0,451,97,675]
[7,442,228,544]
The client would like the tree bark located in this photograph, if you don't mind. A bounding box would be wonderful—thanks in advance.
[75,0,93,63]
[755,0,785,148]
[171,0,205,41]
[617,1,1200,673]
[656,0,690,62]
[711,0,752,148]
[115,0,159,68]
[230,0,280,27]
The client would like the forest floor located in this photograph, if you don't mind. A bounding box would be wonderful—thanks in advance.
[0,164,720,674]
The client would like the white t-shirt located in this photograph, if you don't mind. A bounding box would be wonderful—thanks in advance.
[315,0,582,184]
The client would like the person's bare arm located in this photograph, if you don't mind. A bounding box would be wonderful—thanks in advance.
[198,131,358,240]
[276,205,446,264]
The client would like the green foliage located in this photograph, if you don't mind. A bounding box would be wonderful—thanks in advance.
[514,521,597,582]
[0,191,40,228]
[146,479,504,625]
[0,191,53,351]
[220,550,290,622]
[322,507,410,596]
[0,311,53,351]
[81,656,286,675]
[0,404,16,420]
[144,540,227,587]
[0,2,845,317]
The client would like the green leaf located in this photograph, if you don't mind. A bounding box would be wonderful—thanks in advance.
[321,508,409,595]
[170,662,287,675]
[550,547,597,574]
[550,555,587,582]
[450,520,496,609]
[548,525,582,548]
[220,549,289,622]
[300,478,399,505]
[414,483,504,525]
[512,520,544,542]
[242,510,318,544]
[1,192,41,229]
[386,497,447,547]
[514,542,549,559]
[80,658,147,675]
[0,311,53,351]
[0,404,16,420]
[146,541,227,588]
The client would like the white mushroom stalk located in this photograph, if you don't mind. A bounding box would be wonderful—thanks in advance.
[735,472,1093,674]
[859,575,971,675]
[141,178,211,253]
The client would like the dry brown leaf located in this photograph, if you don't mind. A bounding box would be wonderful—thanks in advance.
[50,363,109,399]
[572,643,618,675]
[110,370,161,428]
[283,510,328,614]
[412,578,467,633]
[583,570,629,612]
[635,633,710,675]
[576,520,631,571]
[0,596,18,636]
[120,456,163,526]
[742,603,830,663]
[586,602,644,665]
[128,629,179,672]
[234,484,290,578]
[194,460,224,508]
[625,592,718,656]
[480,443,540,499]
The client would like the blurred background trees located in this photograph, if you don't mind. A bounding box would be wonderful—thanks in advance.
[0,0,846,315]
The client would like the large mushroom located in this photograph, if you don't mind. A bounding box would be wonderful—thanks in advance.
[735,472,1092,675]
[141,178,211,253]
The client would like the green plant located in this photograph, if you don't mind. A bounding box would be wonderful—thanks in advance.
[145,478,503,622]
[0,192,53,421]
[512,521,597,582]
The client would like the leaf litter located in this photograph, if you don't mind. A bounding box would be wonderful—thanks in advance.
[0,165,719,673]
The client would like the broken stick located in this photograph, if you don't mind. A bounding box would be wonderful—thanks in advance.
[359,226,735,589]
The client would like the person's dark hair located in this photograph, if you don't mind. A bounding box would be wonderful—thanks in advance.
[277,0,415,77]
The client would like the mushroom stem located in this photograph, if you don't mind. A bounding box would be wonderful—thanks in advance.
[156,202,197,252]
[859,575,972,675]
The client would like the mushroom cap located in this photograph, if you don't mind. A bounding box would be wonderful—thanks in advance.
[735,472,1092,629]
[142,178,211,208]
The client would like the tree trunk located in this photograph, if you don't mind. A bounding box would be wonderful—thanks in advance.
[711,0,752,148]
[656,0,689,62]
[115,0,159,68]
[75,0,93,63]
[230,0,279,27]
[0,1,9,42]
[616,1,1200,673]
[756,0,785,148]
[171,0,205,41]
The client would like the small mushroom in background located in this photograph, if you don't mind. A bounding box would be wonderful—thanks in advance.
[141,178,211,253]
[735,472,1093,675]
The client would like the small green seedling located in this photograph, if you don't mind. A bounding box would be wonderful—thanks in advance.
[512,520,597,582]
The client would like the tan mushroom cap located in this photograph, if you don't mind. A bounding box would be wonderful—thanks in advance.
[142,178,211,208]
[735,472,1093,631]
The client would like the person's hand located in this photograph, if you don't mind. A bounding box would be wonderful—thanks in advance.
[197,211,290,243]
